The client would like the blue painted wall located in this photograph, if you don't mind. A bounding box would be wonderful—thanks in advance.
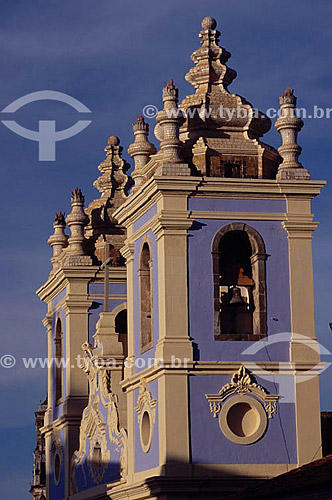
[187,196,297,465]
[133,204,157,232]
[88,283,127,295]
[189,374,297,464]
[51,288,66,309]
[188,197,286,214]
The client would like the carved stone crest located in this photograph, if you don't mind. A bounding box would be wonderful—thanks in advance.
[205,366,279,420]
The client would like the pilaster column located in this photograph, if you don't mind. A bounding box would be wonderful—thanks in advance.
[120,242,135,482]
[42,313,53,426]
[62,295,93,400]
[151,197,193,468]
[282,200,321,465]
[152,212,193,362]
[121,242,136,376]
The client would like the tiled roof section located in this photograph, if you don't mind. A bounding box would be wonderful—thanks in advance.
[227,455,332,500]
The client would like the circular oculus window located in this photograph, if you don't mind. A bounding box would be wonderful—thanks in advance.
[140,408,153,453]
[54,452,61,485]
[219,395,267,445]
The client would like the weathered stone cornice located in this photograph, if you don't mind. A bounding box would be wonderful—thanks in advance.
[120,360,325,393]
[113,176,201,227]
[113,176,325,234]
[36,266,99,302]
[282,220,319,237]
[120,243,135,263]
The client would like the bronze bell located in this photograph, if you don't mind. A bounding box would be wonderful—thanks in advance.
[229,286,244,306]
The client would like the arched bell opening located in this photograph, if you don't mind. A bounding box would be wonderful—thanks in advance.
[212,223,267,340]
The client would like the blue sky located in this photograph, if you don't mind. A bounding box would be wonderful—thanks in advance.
[1,1,332,498]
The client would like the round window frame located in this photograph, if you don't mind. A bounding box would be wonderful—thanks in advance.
[139,405,153,453]
[53,451,62,485]
[219,394,267,445]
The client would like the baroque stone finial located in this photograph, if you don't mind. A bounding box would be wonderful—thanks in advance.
[178,16,275,177]
[48,210,68,271]
[93,137,132,201]
[275,88,310,180]
[201,16,217,30]
[108,135,120,146]
[128,115,157,192]
[185,18,236,93]
[153,81,191,175]
[54,210,66,225]
[155,80,184,164]
[281,87,295,102]
[66,188,90,256]
[84,136,132,240]
[71,187,85,204]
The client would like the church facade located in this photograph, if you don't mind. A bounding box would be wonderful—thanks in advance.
[33,16,325,500]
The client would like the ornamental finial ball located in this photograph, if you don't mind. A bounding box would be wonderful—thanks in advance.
[108,136,120,146]
[201,17,217,30]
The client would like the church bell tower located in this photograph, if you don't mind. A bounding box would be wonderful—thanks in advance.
[36,16,325,500]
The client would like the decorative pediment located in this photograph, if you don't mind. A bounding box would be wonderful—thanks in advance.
[135,378,157,415]
[50,429,63,456]
[135,378,157,453]
[206,366,279,419]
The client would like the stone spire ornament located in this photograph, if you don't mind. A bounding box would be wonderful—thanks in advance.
[47,210,68,272]
[275,88,310,180]
[93,136,132,202]
[66,188,90,259]
[128,116,156,192]
[85,136,132,241]
[178,17,278,178]
[185,17,237,94]
[154,80,190,175]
